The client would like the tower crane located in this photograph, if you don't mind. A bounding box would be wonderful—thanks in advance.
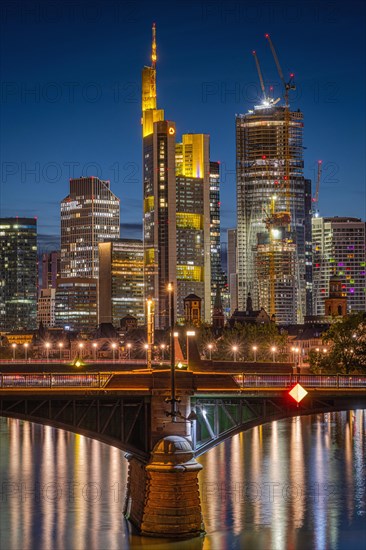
[312,160,323,214]
[265,33,296,215]
[252,50,266,101]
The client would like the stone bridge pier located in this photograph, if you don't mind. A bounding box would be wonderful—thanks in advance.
[123,394,204,538]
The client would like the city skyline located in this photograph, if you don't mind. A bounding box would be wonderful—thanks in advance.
[1,1,365,251]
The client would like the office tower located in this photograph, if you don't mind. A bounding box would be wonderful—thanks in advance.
[60,177,120,278]
[227,228,238,314]
[175,134,211,323]
[37,288,56,328]
[312,217,366,315]
[142,24,177,328]
[304,178,313,315]
[55,277,97,332]
[236,104,306,324]
[209,161,226,308]
[98,239,144,326]
[41,250,60,289]
[0,217,37,331]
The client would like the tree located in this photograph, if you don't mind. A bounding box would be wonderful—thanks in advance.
[310,313,366,374]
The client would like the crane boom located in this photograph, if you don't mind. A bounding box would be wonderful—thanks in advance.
[252,50,266,99]
[265,34,285,88]
[313,160,323,204]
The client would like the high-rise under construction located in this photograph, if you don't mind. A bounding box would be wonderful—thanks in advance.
[236,37,308,324]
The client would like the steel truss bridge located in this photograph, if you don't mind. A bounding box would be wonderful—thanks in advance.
[1,371,366,458]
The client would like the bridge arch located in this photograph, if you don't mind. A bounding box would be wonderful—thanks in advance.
[0,395,151,461]
[191,395,366,456]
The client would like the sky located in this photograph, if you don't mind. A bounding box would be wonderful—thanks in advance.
[0,0,365,252]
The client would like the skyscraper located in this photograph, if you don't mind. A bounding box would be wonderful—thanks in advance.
[175,134,211,322]
[60,177,120,278]
[142,24,176,328]
[236,104,306,324]
[312,217,366,315]
[209,161,226,310]
[0,217,37,331]
[41,250,60,289]
[98,239,144,326]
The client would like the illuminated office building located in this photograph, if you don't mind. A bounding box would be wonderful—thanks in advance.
[236,104,306,324]
[0,217,37,331]
[37,288,56,328]
[227,228,238,314]
[61,177,120,279]
[312,217,366,315]
[98,239,144,326]
[175,134,211,322]
[55,277,97,332]
[142,24,176,329]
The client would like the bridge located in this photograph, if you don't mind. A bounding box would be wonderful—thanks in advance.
[1,369,366,537]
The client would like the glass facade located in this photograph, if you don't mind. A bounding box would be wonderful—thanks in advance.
[312,217,366,314]
[0,218,37,331]
[60,177,120,279]
[98,239,144,326]
[236,105,306,324]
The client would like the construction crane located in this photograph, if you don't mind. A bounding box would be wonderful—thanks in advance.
[252,50,266,101]
[312,160,323,214]
[265,33,295,215]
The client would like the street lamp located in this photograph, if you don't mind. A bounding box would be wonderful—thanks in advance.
[160,343,166,361]
[166,282,179,420]
[126,343,132,360]
[12,343,17,361]
[144,343,149,365]
[111,342,117,362]
[252,345,257,362]
[45,342,51,362]
[186,331,195,367]
[207,343,213,360]
[271,346,277,363]
[232,345,238,362]
[58,342,64,361]
[92,342,97,361]
[24,343,29,362]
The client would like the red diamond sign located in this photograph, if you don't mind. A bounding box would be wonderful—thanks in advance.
[289,383,308,404]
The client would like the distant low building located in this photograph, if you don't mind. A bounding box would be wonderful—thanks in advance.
[228,293,271,327]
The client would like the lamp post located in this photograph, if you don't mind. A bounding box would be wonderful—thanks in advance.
[186,331,195,367]
[207,343,213,360]
[24,343,29,362]
[111,342,117,362]
[271,346,277,363]
[144,343,149,365]
[78,342,84,360]
[146,298,154,371]
[12,343,17,361]
[126,343,132,360]
[160,343,166,361]
[232,345,238,362]
[252,345,257,362]
[58,342,64,361]
[92,342,97,361]
[45,342,51,362]
[167,282,178,420]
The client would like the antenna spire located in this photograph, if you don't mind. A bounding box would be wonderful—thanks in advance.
[152,22,157,69]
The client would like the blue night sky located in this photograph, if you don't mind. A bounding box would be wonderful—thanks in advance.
[0,0,365,252]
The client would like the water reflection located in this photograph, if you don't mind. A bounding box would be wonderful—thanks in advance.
[0,411,365,549]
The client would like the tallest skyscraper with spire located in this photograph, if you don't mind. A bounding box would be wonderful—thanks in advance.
[142,24,177,328]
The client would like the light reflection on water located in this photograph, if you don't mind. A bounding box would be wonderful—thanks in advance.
[0,411,365,550]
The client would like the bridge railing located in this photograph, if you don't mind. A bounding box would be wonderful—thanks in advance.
[233,373,366,389]
[0,373,112,389]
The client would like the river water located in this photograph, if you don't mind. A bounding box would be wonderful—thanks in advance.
[0,411,365,550]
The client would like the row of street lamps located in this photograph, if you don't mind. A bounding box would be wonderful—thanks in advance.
[208,344,279,362]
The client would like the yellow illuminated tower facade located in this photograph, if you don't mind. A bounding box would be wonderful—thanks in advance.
[175,134,211,323]
[142,24,177,328]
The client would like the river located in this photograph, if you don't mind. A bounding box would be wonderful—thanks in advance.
[0,411,365,550]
